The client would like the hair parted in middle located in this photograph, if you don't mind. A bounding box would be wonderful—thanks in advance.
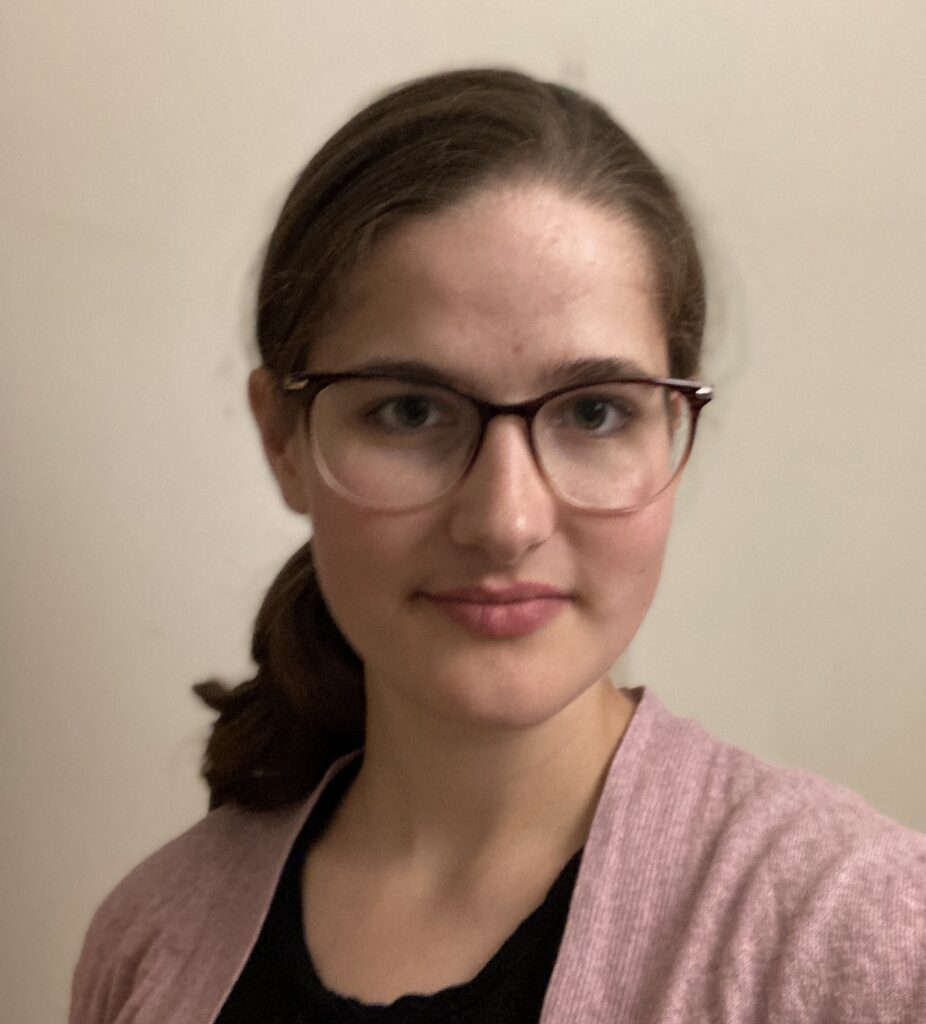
[195,67,707,810]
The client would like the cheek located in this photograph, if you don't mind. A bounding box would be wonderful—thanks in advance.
[310,491,420,579]
[306,489,427,653]
[309,519,383,663]
[309,498,381,584]
[579,493,675,620]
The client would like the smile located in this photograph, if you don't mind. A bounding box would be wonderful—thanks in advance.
[420,585,571,639]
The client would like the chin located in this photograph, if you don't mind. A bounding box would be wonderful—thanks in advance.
[407,649,610,734]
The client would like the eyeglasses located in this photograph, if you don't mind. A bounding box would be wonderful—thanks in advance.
[280,370,713,513]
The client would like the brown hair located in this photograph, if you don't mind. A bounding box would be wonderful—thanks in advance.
[195,67,706,810]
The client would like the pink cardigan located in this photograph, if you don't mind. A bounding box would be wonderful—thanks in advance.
[70,691,926,1023]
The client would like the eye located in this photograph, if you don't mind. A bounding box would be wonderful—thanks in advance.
[368,393,449,433]
[561,394,633,435]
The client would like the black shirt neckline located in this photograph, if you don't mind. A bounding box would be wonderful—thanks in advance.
[219,757,583,1023]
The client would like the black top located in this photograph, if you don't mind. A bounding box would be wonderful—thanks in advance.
[217,762,583,1023]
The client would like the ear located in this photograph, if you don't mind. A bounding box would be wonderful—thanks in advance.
[248,367,312,514]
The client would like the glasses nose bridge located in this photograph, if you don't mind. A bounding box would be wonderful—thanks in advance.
[466,396,544,478]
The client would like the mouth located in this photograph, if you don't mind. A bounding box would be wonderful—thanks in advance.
[418,583,572,638]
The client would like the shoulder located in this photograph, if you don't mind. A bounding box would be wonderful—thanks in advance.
[624,692,926,1020]
[624,689,925,857]
[82,800,302,939]
[69,798,314,1023]
[724,742,926,1020]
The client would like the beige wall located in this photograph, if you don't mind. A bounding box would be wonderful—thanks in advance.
[3,2,924,1020]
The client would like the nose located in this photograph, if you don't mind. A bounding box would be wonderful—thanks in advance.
[447,416,557,564]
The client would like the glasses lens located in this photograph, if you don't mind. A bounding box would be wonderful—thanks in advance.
[535,382,693,510]
[310,378,479,508]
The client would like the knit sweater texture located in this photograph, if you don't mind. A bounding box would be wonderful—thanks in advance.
[70,690,926,1023]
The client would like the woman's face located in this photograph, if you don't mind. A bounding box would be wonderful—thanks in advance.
[264,182,678,734]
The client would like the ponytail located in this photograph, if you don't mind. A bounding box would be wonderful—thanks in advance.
[194,541,365,810]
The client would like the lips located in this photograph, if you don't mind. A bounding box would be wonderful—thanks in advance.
[420,583,571,638]
[428,583,569,603]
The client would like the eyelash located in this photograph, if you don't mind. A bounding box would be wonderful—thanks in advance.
[366,394,452,432]
[551,394,637,432]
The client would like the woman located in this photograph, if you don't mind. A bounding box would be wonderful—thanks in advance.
[71,68,925,1023]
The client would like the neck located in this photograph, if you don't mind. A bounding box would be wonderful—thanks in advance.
[332,678,637,882]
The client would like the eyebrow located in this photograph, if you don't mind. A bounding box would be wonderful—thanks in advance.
[537,356,657,389]
[338,355,658,395]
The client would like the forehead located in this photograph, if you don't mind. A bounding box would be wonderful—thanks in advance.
[310,183,668,393]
